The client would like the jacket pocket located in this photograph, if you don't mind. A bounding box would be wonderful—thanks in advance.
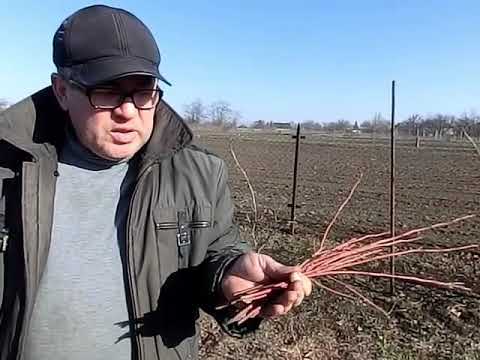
[153,206,212,270]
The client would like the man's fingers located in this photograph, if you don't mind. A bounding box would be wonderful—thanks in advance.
[261,255,300,280]
[300,273,313,296]
[283,289,298,313]
[225,254,314,319]
[293,290,304,308]
[258,272,313,318]
[288,275,304,307]
[264,289,298,315]
[261,303,285,318]
[290,272,312,305]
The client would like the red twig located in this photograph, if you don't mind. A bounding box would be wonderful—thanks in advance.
[219,175,478,324]
[328,276,389,317]
[320,271,470,291]
[311,278,356,301]
[316,173,363,253]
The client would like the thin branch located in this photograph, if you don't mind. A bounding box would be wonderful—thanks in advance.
[329,276,389,317]
[320,271,471,291]
[317,173,363,253]
[463,128,480,156]
[230,140,258,243]
[311,278,356,301]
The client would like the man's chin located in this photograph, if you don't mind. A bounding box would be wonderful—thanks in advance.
[100,143,139,161]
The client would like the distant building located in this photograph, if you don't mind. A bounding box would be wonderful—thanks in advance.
[271,122,292,130]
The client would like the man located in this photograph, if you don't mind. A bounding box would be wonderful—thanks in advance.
[0,5,311,360]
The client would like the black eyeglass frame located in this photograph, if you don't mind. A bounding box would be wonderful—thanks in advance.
[68,79,163,110]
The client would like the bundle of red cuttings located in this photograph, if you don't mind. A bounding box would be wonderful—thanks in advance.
[219,176,478,325]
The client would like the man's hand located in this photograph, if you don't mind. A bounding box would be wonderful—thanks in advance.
[221,252,312,318]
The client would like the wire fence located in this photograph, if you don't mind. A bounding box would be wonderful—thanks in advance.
[194,126,480,252]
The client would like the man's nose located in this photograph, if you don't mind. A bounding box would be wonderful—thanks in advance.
[113,96,137,120]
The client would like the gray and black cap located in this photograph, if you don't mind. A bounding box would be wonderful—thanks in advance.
[53,5,171,87]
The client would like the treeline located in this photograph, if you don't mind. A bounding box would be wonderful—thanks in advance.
[183,97,480,139]
[397,113,480,138]
[253,112,480,139]
[183,99,240,129]
[300,112,480,137]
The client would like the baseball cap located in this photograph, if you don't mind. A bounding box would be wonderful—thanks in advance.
[53,5,171,87]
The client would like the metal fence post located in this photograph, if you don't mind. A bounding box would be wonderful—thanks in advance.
[289,124,304,234]
[389,80,397,295]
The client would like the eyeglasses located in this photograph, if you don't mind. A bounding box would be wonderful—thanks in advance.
[69,79,163,110]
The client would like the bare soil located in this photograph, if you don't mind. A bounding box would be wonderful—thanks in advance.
[194,130,480,360]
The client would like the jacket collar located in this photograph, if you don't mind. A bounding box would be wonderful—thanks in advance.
[0,86,193,164]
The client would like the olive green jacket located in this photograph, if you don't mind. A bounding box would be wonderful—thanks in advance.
[0,87,257,360]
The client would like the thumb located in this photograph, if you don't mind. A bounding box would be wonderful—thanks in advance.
[261,255,301,281]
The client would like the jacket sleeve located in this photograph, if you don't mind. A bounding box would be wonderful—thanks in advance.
[196,159,262,337]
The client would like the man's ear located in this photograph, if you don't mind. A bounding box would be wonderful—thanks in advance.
[51,73,70,111]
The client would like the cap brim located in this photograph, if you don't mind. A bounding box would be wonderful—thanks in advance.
[69,56,171,87]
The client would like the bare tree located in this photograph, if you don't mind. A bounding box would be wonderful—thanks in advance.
[403,114,422,136]
[397,114,423,147]
[301,120,323,130]
[360,120,373,133]
[456,111,479,139]
[183,99,206,124]
[324,119,351,132]
[398,111,480,144]
[225,110,241,130]
[428,113,453,138]
[251,120,267,129]
[335,119,352,131]
[372,113,390,134]
[208,101,239,129]
[361,113,389,134]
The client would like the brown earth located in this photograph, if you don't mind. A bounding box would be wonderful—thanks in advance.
[194,130,480,360]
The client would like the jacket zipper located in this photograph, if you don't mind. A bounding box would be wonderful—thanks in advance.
[155,220,211,230]
[190,221,210,228]
[155,222,177,230]
[125,164,156,360]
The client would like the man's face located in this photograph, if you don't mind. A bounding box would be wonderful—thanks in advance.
[59,75,159,161]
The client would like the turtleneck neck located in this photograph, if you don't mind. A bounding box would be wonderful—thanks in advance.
[59,126,129,171]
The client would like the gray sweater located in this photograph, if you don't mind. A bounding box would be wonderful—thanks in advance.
[24,132,134,359]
